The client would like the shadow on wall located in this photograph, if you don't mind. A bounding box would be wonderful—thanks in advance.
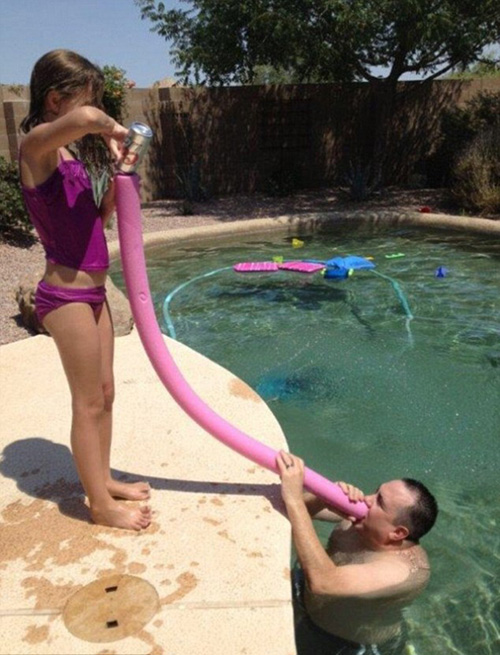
[142,80,475,201]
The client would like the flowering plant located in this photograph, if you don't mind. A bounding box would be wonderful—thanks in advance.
[102,65,135,123]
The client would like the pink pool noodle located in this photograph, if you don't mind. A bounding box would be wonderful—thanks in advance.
[115,174,368,519]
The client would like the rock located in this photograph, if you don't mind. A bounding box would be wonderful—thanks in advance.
[106,276,134,336]
[15,274,134,337]
[15,273,47,335]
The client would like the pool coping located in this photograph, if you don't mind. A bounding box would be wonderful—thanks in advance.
[108,209,500,260]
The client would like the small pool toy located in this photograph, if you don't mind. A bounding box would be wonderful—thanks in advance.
[435,266,448,278]
[115,173,368,520]
[292,238,304,248]
[324,267,349,279]
[419,206,431,213]
[325,256,375,270]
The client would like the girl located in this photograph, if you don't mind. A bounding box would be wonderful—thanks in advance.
[19,49,151,531]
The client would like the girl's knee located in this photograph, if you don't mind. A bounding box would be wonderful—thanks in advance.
[73,394,106,420]
[102,381,115,411]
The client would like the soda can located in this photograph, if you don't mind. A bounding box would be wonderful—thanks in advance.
[116,121,153,174]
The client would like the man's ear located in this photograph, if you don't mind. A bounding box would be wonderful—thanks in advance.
[392,525,409,542]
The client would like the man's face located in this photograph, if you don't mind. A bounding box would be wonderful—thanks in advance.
[355,479,415,546]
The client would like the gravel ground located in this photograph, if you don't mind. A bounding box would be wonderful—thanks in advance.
[0,188,462,346]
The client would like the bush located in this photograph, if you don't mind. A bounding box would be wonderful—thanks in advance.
[343,160,380,201]
[452,125,500,216]
[101,65,135,124]
[0,156,33,241]
[426,91,500,188]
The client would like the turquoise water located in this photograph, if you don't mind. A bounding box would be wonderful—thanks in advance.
[110,227,500,654]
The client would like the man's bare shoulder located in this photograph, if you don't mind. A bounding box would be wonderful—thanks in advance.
[394,544,431,574]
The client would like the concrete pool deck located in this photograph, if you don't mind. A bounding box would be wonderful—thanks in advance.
[0,329,295,655]
[1,209,499,655]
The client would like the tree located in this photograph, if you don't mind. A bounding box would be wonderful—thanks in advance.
[136,0,500,189]
[446,54,500,80]
[136,0,500,86]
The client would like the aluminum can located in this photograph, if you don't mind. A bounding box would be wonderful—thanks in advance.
[116,121,153,174]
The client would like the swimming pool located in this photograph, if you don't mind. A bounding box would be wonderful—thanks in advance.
[110,225,499,654]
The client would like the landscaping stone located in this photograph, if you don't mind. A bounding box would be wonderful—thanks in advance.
[15,274,134,337]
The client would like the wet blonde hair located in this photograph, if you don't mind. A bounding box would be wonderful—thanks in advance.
[20,49,104,133]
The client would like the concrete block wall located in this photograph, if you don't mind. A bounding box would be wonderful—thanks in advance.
[2,79,500,202]
[0,86,29,162]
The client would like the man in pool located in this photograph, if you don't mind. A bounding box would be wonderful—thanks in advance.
[276,450,438,655]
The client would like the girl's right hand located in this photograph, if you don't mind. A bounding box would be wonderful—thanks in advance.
[102,121,128,162]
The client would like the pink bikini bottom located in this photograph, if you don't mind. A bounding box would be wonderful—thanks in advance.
[35,280,106,323]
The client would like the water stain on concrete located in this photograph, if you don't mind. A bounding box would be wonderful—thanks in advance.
[0,496,154,609]
[228,378,260,403]
[23,623,49,644]
[161,571,198,605]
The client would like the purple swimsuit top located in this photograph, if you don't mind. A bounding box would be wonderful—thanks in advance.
[21,158,109,271]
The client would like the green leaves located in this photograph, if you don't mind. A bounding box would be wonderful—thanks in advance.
[0,157,32,241]
[135,0,500,85]
[102,65,132,124]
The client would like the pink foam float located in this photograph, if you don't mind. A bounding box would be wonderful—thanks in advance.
[278,261,325,274]
[233,261,325,274]
[115,173,368,520]
[233,262,279,272]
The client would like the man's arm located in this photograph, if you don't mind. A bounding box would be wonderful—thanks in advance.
[277,451,409,598]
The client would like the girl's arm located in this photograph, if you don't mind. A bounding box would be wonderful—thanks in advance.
[21,106,127,161]
[100,179,116,228]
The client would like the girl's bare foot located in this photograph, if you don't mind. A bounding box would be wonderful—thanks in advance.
[106,479,151,501]
[91,500,152,531]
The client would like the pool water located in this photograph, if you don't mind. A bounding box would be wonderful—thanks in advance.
[110,227,500,654]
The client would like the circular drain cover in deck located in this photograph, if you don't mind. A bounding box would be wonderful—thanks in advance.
[63,574,159,642]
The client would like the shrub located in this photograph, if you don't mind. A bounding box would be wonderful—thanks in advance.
[451,125,500,216]
[175,161,209,215]
[426,91,500,188]
[343,160,380,201]
[101,65,135,124]
[0,156,33,241]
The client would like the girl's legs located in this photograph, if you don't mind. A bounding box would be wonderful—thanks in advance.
[96,301,150,500]
[44,302,151,531]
